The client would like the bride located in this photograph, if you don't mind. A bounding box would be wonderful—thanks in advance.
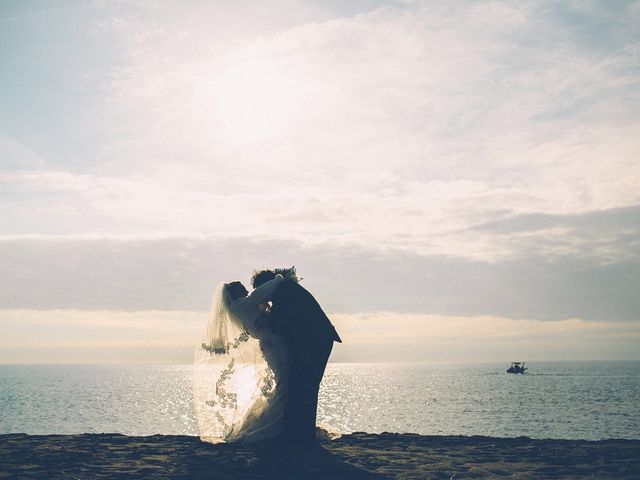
[193,273,289,443]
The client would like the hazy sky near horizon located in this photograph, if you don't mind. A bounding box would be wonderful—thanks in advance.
[1,0,639,363]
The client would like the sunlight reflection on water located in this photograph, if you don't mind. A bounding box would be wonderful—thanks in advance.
[1,362,639,440]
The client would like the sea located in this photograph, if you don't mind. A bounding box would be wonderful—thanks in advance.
[1,362,639,441]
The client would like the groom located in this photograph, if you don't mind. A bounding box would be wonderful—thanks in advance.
[252,267,341,442]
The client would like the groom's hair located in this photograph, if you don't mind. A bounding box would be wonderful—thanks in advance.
[252,269,276,288]
[252,266,298,288]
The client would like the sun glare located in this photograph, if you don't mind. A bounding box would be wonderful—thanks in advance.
[211,61,299,143]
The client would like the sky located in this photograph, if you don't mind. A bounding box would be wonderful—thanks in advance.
[1,0,639,364]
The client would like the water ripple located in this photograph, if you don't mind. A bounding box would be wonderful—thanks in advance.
[1,362,639,440]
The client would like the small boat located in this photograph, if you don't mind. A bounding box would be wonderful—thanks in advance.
[507,362,527,374]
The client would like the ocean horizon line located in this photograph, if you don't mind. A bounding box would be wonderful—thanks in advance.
[2,359,639,366]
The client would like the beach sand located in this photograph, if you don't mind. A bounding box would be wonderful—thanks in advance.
[1,432,639,479]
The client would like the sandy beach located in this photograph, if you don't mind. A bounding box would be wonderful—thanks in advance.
[1,432,639,479]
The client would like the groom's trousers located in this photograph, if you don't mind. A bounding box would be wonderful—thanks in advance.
[283,336,334,442]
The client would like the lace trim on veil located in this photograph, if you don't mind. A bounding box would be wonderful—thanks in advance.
[193,283,277,442]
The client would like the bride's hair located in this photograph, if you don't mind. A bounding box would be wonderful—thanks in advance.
[225,281,246,300]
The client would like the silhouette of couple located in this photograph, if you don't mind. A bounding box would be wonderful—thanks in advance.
[193,267,341,444]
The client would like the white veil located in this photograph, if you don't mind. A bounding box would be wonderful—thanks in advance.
[193,282,277,443]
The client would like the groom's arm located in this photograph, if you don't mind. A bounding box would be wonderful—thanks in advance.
[230,275,283,324]
[240,274,284,310]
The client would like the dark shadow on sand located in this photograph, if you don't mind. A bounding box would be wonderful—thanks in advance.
[4,433,640,479]
[0,433,389,479]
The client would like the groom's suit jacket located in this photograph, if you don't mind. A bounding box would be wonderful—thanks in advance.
[269,280,341,347]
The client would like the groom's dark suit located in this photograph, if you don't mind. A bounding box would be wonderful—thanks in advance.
[269,280,341,442]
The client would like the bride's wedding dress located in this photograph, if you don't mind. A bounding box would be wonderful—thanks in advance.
[193,277,289,443]
[227,329,289,441]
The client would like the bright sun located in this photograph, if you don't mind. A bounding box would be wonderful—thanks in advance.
[211,61,299,143]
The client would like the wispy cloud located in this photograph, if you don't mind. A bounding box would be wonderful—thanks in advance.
[2,1,639,260]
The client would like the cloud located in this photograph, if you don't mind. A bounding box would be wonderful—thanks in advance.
[2,1,639,259]
[2,166,639,262]
[0,233,638,321]
[466,205,640,263]
[49,2,636,186]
